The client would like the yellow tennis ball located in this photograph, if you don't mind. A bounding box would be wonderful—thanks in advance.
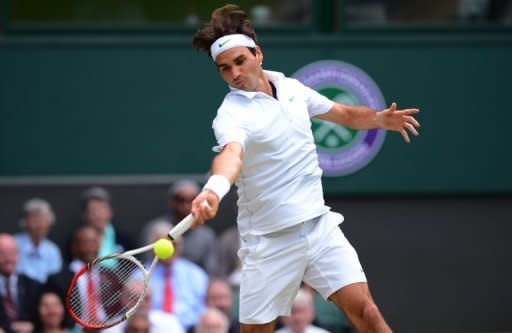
[153,238,175,260]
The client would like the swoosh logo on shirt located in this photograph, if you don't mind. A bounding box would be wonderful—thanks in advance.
[219,39,231,48]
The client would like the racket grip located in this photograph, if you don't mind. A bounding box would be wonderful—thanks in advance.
[168,214,194,240]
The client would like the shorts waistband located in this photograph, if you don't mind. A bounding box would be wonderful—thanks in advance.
[263,215,321,239]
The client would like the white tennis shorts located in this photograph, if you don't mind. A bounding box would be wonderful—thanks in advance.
[238,211,367,324]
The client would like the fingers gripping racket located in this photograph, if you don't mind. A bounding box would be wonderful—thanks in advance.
[65,213,195,330]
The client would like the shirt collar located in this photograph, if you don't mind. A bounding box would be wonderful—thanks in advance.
[228,70,285,99]
[16,232,45,253]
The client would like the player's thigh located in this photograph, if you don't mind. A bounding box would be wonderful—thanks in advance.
[303,218,366,299]
[238,231,307,324]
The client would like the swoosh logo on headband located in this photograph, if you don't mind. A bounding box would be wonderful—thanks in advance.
[218,39,231,48]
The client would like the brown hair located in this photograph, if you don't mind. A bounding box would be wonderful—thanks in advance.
[192,4,257,58]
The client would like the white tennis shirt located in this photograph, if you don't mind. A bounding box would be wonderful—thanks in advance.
[212,70,335,237]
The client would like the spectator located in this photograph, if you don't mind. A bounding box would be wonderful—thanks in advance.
[143,180,218,275]
[46,225,101,327]
[202,279,239,333]
[32,290,78,333]
[0,233,42,333]
[144,220,208,330]
[103,280,184,333]
[275,288,329,333]
[80,186,134,258]
[215,227,240,287]
[195,307,229,333]
[14,198,62,283]
[123,310,150,333]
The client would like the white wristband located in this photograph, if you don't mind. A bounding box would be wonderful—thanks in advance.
[203,175,231,200]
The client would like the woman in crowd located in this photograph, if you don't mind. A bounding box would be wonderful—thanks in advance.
[33,290,77,333]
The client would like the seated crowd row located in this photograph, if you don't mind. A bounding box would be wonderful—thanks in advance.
[0,180,336,333]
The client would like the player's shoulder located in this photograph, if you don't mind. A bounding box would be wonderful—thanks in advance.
[221,90,252,107]
[266,69,303,86]
[217,93,244,115]
[281,75,306,90]
[213,96,249,128]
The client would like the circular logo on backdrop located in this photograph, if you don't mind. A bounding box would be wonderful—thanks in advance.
[292,60,386,177]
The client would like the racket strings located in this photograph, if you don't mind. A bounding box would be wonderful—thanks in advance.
[68,257,147,328]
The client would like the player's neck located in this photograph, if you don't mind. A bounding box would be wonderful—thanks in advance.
[257,75,275,98]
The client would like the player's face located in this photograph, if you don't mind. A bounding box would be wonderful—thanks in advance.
[215,46,264,92]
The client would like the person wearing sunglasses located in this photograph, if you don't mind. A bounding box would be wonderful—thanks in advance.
[143,179,219,276]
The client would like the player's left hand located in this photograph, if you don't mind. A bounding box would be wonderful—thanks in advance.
[377,102,420,143]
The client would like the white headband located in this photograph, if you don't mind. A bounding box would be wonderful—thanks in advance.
[210,34,256,61]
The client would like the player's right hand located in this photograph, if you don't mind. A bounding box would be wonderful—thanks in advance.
[191,190,219,227]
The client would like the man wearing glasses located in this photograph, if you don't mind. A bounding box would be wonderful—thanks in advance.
[144,179,218,276]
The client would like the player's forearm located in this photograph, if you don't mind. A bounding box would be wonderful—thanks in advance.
[317,103,380,130]
[202,143,243,202]
[337,104,380,130]
[211,144,243,185]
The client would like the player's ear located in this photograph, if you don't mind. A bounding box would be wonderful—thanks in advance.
[255,46,263,65]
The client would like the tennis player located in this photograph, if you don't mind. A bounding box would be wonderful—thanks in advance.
[190,5,420,333]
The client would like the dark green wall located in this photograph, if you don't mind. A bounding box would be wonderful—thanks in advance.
[1,35,511,194]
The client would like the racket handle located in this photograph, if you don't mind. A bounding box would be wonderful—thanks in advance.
[168,214,194,240]
[167,200,211,240]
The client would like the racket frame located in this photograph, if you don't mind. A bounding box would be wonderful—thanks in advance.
[65,213,195,329]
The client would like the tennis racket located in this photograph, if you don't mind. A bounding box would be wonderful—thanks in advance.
[65,213,195,330]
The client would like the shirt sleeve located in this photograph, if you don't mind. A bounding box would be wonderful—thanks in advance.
[212,108,248,152]
[294,79,335,117]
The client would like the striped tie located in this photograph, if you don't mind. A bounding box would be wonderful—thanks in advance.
[87,272,98,321]
[3,277,17,322]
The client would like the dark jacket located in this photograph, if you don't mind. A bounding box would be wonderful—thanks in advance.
[0,273,42,333]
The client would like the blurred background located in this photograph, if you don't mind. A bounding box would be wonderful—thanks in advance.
[1,0,511,332]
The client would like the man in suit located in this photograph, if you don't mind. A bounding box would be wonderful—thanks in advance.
[142,220,208,331]
[0,233,42,333]
[46,225,101,327]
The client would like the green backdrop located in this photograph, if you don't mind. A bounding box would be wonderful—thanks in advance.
[1,35,511,194]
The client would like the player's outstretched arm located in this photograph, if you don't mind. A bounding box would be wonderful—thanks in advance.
[314,102,420,143]
[191,142,243,225]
